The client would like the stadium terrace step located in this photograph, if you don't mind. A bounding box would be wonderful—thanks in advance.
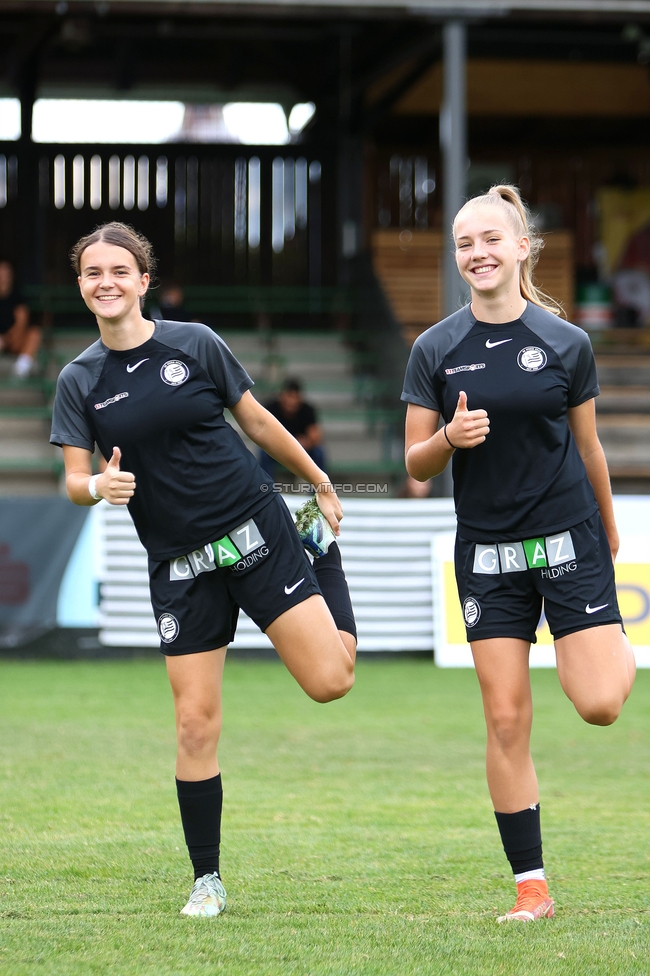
[597,387,650,414]
[0,456,62,472]
[0,406,52,420]
[596,414,650,478]
[218,330,402,480]
[0,417,54,439]
[0,455,63,496]
[591,356,650,486]
[0,383,50,408]
[0,356,59,494]
[0,432,60,465]
[595,356,650,387]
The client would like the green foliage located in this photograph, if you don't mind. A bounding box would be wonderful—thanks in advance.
[0,659,648,975]
[293,497,321,536]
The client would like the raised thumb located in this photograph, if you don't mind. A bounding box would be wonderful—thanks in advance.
[456,390,468,412]
[108,446,121,469]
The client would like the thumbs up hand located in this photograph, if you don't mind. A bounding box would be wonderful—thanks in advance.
[96,446,136,505]
[444,391,490,450]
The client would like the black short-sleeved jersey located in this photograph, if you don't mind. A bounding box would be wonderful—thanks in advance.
[50,320,275,560]
[401,302,600,542]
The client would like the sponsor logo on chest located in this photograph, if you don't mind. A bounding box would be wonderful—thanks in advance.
[445,363,486,375]
[94,392,129,410]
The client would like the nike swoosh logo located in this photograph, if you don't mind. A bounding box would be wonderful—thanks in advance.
[585,603,608,614]
[126,359,149,372]
[284,578,305,595]
[485,338,512,349]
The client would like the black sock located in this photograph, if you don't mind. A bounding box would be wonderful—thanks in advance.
[494,804,544,876]
[176,773,223,880]
[313,542,357,640]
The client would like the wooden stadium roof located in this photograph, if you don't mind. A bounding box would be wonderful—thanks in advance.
[5,0,650,14]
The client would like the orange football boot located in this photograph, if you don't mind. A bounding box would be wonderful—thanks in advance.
[497,879,555,923]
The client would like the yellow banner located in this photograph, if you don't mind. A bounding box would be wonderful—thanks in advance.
[597,187,650,274]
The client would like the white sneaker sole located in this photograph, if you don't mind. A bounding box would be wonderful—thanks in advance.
[497,899,554,923]
[180,902,225,917]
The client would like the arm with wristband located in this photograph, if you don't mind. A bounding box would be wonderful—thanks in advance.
[62,444,136,506]
[405,390,490,481]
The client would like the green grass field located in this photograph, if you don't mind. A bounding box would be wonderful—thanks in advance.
[0,658,648,976]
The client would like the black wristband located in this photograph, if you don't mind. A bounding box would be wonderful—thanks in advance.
[443,425,457,450]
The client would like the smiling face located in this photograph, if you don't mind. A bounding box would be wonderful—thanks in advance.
[78,241,150,323]
[454,204,530,299]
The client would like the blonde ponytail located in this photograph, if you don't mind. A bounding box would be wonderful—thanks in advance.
[454,184,564,318]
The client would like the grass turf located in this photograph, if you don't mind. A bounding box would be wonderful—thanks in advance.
[0,658,648,976]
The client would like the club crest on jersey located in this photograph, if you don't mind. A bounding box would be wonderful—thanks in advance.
[463,596,481,628]
[517,346,547,372]
[160,360,190,386]
[158,612,179,643]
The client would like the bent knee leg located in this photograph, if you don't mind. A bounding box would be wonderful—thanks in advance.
[306,662,355,703]
[575,696,623,726]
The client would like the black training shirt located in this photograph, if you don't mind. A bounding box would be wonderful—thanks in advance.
[265,399,317,438]
[401,302,600,542]
[51,320,275,560]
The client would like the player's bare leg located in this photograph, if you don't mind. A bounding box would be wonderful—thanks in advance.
[166,648,228,916]
[266,594,355,702]
[471,637,553,922]
[471,637,537,812]
[166,647,227,781]
[555,623,635,725]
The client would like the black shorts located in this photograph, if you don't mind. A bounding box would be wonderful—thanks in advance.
[149,493,321,655]
[454,512,622,644]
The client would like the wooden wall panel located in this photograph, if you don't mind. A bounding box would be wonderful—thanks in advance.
[395,60,650,118]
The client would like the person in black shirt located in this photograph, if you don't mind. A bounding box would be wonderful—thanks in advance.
[51,222,356,918]
[149,282,195,323]
[0,259,41,378]
[260,378,326,480]
[402,185,635,923]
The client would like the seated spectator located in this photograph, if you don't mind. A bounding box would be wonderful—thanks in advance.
[149,283,194,322]
[0,259,41,378]
[259,378,326,480]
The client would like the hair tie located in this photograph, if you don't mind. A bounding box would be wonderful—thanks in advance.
[443,425,457,450]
